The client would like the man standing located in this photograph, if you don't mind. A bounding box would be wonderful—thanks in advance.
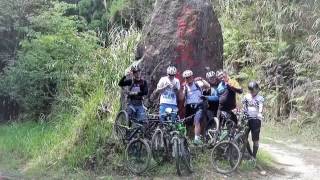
[203,71,221,130]
[118,64,148,122]
[216,70,243,126]
[152,66,180,122]
[181,70,210,145]
[204,71,220,118]
[205,70,243,124]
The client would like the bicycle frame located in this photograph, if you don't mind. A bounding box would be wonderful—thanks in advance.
[120,119,160,144]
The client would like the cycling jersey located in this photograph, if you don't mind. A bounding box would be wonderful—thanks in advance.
[207,86,219,102]
[118,76,148,105]
[207,79,242,111]
[242,93,264,120]
[185,82,203,105]
[157,76,180,105]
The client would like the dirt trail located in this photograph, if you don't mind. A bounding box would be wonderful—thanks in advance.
[261,137,320,180]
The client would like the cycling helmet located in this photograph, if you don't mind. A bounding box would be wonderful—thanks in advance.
[167,66,177,75]
[206,71,216,79]
[216,70,224,77]
[182,70,193,78]
[248,81,260,91]
[131,64,141,72]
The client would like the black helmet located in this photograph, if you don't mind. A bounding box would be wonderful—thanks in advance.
[248,81,260,91]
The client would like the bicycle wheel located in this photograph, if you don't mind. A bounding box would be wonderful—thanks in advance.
[151,129,168,164]
[172,136,193,176]
[180,137,193,174]
[206,128,219,148]
[234,130,252,164]
[172,137,182,175]
[113,110,129,140]
[125,138,151,175]
[211,141,241,174]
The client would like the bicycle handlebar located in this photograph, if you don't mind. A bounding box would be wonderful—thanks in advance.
[160,114,195,124]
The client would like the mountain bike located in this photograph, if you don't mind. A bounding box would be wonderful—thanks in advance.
[150,108,177,164]
[113,108,159,141]
[150,107,193,175]
[233,114,253,165]
[171,119,193,176]
[210,111,241,174]
[113,111,159,175]
[122,122,151,174]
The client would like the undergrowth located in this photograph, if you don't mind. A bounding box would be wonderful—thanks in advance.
[0,3,141,174]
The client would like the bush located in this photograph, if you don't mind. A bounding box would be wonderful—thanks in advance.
[0,2,98,118]
[0,1,141,172]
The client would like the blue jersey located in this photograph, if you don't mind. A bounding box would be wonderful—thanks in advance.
[207,80,242,111]
[207,82,227,101]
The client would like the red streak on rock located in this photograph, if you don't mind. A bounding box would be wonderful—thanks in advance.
[175,5,199,81]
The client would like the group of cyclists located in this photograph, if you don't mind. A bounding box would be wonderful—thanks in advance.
[118,64,264,163]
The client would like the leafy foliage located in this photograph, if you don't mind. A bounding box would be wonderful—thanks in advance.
[75,0,154,45]
[214,0,320,130]
[0,0,141,171]
[0,3,98,117]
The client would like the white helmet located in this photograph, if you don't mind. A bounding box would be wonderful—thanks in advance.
[167,66,177,75]
[182,70,193,78]
[216,70,224,77]
[206,71,216,79]
[131,64,141,72]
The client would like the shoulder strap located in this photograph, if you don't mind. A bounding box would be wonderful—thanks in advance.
[184,84,188,100]
[129,79,134,91]
[195,82,201,92]
[184,82,202,100]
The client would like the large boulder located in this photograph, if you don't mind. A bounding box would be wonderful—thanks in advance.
[122,0,223,110]
[136,0,223,96]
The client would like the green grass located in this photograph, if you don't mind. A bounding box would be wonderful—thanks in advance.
[148,147,274,178]
[262,121,320,147]
[0,87,119,178]
[0,121,55,171]
[257,150,273,167]
[0,116,276,179]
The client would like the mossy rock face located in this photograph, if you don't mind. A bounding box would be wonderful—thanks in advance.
[135,0,223,95]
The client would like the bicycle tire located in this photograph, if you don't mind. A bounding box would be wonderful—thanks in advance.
[113,110,129,140]
[180,137,193,174]
[213,117,220,132]
[234,129,252,165]
[151,129,168,164]
[172,137,182,176]
[125,138,151,175]
[211,141,241,174]
[234,132,246,152]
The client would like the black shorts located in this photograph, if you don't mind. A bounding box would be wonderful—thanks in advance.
[185,104,203,126]
[248,118,261,141]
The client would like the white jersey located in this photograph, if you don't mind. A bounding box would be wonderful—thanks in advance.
[185,82,203,105]
[242,93,264,119]
[157,76,180,105]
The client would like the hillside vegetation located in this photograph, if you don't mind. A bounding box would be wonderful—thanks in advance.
[0,0,319,176]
